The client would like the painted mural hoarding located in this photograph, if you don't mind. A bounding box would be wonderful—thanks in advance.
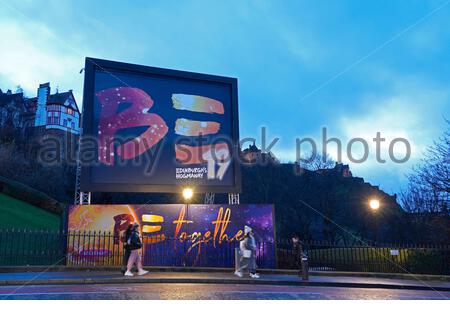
[67,204,275,268]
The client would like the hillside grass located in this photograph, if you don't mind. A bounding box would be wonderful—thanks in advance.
[0,193,60,230]
[0,193,63,266]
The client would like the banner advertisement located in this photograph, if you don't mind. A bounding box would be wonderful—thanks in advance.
[67,204,276,268]
[80,58,240,193]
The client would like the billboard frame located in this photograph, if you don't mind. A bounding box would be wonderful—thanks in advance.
[80,57,241,193]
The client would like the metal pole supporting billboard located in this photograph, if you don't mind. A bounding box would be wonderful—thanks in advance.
[74,67,91,205]
[228,193,240,204]
[74,160,91,205]
[204,193,215,204]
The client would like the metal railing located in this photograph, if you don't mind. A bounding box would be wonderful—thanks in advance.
[0,229,66,266]
[0,229,449,275]
[277,239,450,275]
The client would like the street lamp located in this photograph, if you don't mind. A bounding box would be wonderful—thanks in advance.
[368,198,381,243]
[182,187,193,201]
[369,198,380,211]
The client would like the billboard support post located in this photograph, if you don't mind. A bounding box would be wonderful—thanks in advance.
[74,160,91,205]
[228,193,240,205]
[74,94,92,205]
[204,193,215,204]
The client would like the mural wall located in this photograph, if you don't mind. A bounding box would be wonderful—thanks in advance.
[67,204,275,268]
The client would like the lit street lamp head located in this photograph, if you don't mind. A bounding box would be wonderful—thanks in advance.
[369,198,380,210]
[182,187,194,201]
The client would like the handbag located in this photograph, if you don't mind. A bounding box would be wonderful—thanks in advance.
[243,249,252,258]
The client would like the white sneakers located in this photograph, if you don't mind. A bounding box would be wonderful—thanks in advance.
[234,270,260,278]
[124,269,149,277]
[138,269,149,276]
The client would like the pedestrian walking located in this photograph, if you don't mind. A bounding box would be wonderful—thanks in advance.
[124,222,149,277]
[234,225,260,278]
[291,234,303,270]
[121,223,133,275]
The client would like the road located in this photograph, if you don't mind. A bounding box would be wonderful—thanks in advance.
[0,283,448,300]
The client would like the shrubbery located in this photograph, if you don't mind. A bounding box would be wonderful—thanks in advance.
[0,175,63,215]
[406,249,448,275]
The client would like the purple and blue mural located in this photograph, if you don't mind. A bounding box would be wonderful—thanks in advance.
[67,204,276,268]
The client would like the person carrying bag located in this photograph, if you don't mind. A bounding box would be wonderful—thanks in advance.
[124,222,149,277]
[234,225,260,278]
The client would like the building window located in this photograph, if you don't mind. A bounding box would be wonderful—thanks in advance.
[66,108,74,115]
[63,119,68,127]
[47,111,61,125]
[47,105,60,112]
[71,122,75,130]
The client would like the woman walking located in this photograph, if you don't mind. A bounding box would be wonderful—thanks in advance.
[121,224,133,275]
[234,225,260,278]
[124,222,149,277]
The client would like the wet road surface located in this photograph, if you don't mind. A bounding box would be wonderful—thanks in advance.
[0,283,448,300]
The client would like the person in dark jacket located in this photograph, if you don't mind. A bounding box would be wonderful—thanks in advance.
[121,224,134,275]
[291,234,303,270]
[124,222,148,277]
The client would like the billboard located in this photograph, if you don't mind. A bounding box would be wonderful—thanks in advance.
[67,204,276,268]
[80,57,240,193]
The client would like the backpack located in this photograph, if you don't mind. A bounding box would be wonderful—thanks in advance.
[127,231,142,250]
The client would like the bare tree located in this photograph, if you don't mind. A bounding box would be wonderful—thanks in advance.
[300,153,335,171]
[400,120,450,213]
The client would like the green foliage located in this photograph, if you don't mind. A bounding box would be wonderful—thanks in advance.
[0,142,76,205]
[0,175,64,214]
[240,164,405,242]
[406,249,447,274]
[278,246,449,274]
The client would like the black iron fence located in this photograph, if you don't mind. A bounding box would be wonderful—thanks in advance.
[0,229,449,275]
[277,239,450,275]
[0,229,65,267]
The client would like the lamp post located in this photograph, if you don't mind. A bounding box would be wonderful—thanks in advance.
[368,198,381,242]
[181,187,193,266]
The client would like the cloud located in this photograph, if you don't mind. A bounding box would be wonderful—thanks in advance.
[270,73,449,194]
[405,6,450,55]
[0,16,86,102]
[334,80,449,193]
[277,26,324,66]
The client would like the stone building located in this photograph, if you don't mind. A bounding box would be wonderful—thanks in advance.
[0,83,80,161]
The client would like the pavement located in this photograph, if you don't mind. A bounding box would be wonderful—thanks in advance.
[0,268,448,292]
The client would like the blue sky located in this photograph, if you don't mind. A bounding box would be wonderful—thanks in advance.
[0,0,449,194]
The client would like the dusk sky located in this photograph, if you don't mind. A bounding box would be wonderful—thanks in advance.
[1,0,449,194]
